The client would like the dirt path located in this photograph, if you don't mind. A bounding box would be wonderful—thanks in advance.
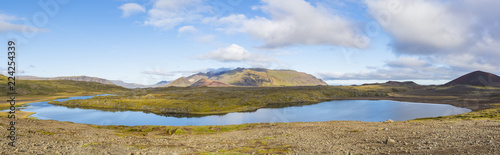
[1,117,499,154]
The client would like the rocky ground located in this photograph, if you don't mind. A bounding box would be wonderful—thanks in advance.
[1,117,499,154]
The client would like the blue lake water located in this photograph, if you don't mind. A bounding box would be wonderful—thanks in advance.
[9,95,471,126]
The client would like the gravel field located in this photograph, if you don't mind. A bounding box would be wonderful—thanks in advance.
[1,117,499,154]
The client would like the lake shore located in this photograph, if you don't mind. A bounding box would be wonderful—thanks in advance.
[44,85,500,117]
[0,86,499,154]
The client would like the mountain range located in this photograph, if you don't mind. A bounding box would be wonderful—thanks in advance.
[14,70,500,88]
[17,76,170,88]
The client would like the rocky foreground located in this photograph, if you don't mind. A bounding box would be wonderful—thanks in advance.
[0,117,499,154]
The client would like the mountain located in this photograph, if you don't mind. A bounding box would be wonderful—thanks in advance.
[155,80,170,86]
[384,81,422,88]
[110,80,171,88]
[166,68,327,87]
[189,78,231,87]
[18,76,114,85]
[18,76,170,89]
[444,71,500,87]
[109,80,148,88]
[167,77,193,87]
[0,75,126,96]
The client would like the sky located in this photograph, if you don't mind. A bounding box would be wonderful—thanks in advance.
[0,0,499,85]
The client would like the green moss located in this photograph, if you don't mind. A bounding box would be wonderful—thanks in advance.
[82,142,99,147]
[38,130,55,135]
[93,123,259,136]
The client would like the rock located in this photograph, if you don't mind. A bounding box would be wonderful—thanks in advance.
[384,119,395,123]
[386,137,396,144]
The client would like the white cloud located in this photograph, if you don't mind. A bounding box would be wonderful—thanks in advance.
[144,0,211,29]
[119,3,146,18]
[217,0,369,48]
[202,44,251,62]
[0,14,47,33]
[318,64,455,81]
[366,0,500,73]
[386,57,428,68]
[177,25,198,35]
[142,70,174,76]
[366,0,467,51]
[199,44,276,68]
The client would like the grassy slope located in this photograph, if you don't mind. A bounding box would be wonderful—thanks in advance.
[49,85,395,115]
[213,69,326,86]
[0,74,128,109]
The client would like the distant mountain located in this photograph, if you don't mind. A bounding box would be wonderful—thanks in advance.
[384,81,422,88]
[105,80,170,88]
[167,77,193,87]
[155,80,170,85]
[444,71,500,87]
[1,75,126,96]
[18,75,170,89]
[166,68,327,87]
[109,80,147,88]
[189,78,231,87]
[18,76,114,85]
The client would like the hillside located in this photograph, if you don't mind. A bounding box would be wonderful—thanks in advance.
[190,78,231,87]
[444,71,500,87]
[166,68,327,87]
[18,75,115,85]
[167,77,193,87]
[18,75,170,88]
[0,74,128,108]
[110,80,170,88]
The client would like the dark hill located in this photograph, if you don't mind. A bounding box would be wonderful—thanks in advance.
[444,71,500,87]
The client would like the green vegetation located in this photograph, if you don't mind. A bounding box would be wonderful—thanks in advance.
[0,74,128,109]
[50,86,394,115]
[92,123,260,136]
[0,111,35,118]
[38,130,56,135]
[82,142,99,147]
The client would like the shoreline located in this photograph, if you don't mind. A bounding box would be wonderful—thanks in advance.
[1,116,498,154]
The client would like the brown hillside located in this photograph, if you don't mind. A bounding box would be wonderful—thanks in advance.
[189,78,230,87]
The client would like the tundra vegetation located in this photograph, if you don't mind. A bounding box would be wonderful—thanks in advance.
[0,75,127,109]
[49,85,398,115]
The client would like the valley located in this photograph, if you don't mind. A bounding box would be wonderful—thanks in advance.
[1,70,500,154]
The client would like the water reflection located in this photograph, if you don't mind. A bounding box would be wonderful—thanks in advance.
[13,95,471,126]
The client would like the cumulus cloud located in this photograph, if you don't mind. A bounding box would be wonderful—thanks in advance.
[199,44,275,68]
[0,14,47,33]
[366,0,500,72]
[119,3,146,18]
[144,0,211,29]
[217,0,369,48]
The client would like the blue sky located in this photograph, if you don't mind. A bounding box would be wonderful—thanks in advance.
[1,0,499,85]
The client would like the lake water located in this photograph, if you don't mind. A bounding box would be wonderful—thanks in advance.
[10,95,471,126]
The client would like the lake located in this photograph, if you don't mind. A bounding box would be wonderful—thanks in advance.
[11,95,471,126]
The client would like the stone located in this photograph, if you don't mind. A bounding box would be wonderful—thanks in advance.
[384,119,395,123]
